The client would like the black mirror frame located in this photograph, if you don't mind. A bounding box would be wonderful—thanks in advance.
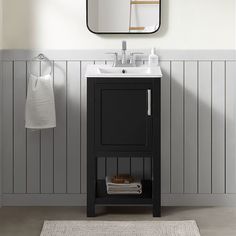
[86,0,161,34]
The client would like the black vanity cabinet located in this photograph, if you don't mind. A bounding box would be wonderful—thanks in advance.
[87,78,161,217]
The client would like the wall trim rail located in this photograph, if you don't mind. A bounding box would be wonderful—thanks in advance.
[3,194,236,206]
[2,49,236,61]
[2,194,86,206]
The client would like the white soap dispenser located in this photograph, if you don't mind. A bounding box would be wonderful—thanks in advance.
[148,47,159,67]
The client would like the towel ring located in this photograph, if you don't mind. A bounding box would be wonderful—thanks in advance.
[29,53,53,76]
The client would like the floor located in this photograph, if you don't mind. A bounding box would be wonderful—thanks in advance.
[0,206,235,236]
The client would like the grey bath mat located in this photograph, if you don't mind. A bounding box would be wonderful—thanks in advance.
[40,220,201,236]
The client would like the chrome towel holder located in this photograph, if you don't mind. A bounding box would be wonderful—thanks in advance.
[29,53,53,76]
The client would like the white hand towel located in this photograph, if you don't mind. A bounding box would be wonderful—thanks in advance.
[25,74,56,129]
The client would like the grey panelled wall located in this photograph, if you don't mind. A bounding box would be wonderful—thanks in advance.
[0,51,2,205]
[1,50,236,206]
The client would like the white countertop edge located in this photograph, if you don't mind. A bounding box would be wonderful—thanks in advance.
[85,75,163,78]
[85,65,163,78]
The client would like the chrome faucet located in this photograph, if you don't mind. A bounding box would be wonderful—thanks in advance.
[106,41,143,67]
[121,41,127,65]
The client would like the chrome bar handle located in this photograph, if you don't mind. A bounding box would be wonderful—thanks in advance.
[147,89,151,116]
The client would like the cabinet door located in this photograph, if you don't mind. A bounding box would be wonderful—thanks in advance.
[95,82,153,152]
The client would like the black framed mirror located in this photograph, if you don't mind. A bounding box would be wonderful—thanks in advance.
[87,0,161,34]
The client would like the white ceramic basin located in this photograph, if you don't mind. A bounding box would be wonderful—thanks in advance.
[98,67,152,75]
[85,65,162,78]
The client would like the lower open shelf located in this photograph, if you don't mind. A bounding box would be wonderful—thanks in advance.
[95,180,153,205]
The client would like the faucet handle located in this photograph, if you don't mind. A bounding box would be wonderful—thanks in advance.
[106,52,118,66]
[130,52,144,66]
[106,52,118,57]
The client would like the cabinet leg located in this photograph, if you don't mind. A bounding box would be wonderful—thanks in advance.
[87,205,96,217]
[153,204,161,217]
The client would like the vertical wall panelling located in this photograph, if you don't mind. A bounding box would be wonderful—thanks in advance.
[131,157,143,179]
[170,61,184,193]
[184,61,198,193]
[2,62,13,193]
[106,157,118,177]
[81,61,93,194]
[198,61,212,193]
[67,61,81,193]
[212,61,225,194]
[1,51,236,206]
[13,61,27,193]
[40,61,54,194]
[118,158,130,175]
[53,61,67,193]
[159,61,171,193]
[131,158,143,179]
[26,61,40,193]
[226,61,236,193]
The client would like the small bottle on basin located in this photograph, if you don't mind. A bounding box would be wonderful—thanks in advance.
[148,47,159,67]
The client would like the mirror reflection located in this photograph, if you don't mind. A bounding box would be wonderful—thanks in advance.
[87,0,161,33]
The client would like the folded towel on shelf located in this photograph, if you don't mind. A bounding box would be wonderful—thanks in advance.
[107,188,142,195]
[106,176,142,195]
[25,74,56,129]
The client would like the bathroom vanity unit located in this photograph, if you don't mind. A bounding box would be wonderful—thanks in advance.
[86,65,162,217]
